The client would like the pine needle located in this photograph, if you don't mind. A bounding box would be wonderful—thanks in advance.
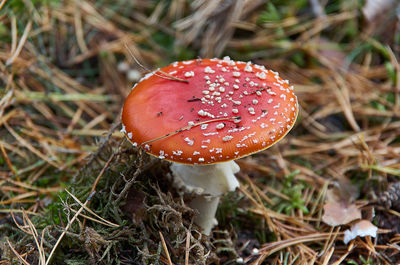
[159,231,173,265]
[45,191,96,265]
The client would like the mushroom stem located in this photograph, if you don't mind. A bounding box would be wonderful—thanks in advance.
[171,160,240,235]
[188,196,220,235]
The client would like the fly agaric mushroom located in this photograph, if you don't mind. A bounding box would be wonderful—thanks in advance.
[121,57,298,235]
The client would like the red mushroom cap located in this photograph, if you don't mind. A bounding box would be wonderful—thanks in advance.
[121,57,298,165]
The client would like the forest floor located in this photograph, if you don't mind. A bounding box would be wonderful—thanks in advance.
[1,0,400,264]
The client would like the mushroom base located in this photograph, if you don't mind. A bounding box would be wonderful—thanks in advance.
[189,196,220,235]
[171,161,240,235]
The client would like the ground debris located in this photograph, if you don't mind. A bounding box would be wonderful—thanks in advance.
[379,182,400,211]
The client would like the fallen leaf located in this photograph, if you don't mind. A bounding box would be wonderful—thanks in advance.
[322,201,361,226]
[326,179,359,204]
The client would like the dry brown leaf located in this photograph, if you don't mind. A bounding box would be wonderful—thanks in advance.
[322,201,361,226]
[325,180,359,204]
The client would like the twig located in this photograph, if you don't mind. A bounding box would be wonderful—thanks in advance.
[7,239,30,265]
[72,120,121,183]
[73,0,88,53]
[4,122,61,169]
[7,20,32,65]
[90,153,115,194]
[0,140,19,180]
[114,159,157,204]
[22,209,46,264]
[185,229,191,265]
[159,231,173,265]
[83,147,118,228]
[0,0,7,11]
[0,208,39,215]
[65,189,119,228]
[0,175,61,193]
[69,209,116,227]
[45,191,96,265]
[124,43,189,83]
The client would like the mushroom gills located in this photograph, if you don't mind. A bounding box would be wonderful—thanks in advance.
[171,161,240,235]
